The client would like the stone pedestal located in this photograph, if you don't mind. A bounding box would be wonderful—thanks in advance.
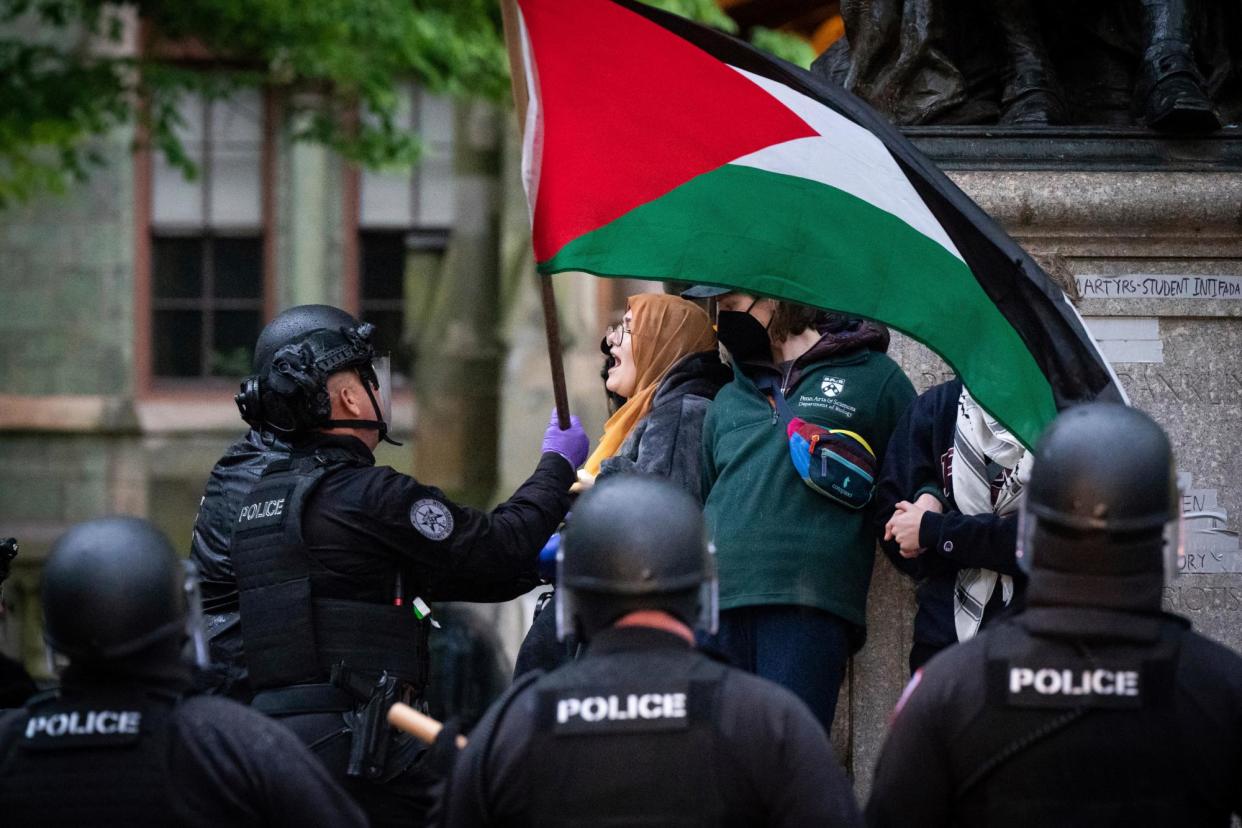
[841,141,1242,793]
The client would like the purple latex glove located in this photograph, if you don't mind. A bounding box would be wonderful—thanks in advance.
[542,409,589,470]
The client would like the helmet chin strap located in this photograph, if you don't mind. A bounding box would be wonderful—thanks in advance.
[325,381,402,446]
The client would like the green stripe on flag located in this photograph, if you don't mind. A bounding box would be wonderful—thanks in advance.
[541,162,1056,448]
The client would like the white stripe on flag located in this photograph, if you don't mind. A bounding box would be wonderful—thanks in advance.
[517,7,543,224]
[727,68,963,263]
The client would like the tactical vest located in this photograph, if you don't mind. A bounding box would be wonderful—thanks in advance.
[0,688,177,825]
[192,429,292,614]
[952,612,1185,825]
[231,448,429,692]
[523,651,729,827]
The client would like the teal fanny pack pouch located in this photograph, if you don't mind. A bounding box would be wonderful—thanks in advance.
[786,418,877,509]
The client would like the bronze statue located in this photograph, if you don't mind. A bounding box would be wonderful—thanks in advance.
[814,0,1239,132]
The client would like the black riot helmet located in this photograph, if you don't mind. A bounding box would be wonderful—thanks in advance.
[1017,403,1181,612]
[42,517,207,671]
[557,476,716,642]
[236,304,400,445]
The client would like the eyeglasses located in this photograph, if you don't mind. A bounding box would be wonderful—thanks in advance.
[604,323,633,347]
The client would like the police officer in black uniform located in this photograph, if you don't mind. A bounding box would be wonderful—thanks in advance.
[444,476,862,827]
[192,304,588,825]
[0,517,367,827]
[191,421,292,699]
[866,403,1242,827]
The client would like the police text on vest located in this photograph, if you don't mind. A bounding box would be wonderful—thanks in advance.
[1009,667,1139,697]
[25,710,141,739]
[239,498,285,523]
[557,693,686,724]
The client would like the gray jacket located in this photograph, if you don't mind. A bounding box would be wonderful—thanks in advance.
[599,351,731,501]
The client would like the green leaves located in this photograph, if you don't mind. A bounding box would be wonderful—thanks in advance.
[0,0,818,206]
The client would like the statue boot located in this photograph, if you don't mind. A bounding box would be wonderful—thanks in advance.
[1001,69,1069,127]
[1139,43,1220,132]
[995,0,1068,127]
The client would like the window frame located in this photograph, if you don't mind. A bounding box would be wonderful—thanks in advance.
[134,88,279,397]
[346,84,456,396]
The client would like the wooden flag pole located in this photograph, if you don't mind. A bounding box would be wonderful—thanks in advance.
[387,702,468,749]
[499,0,571,430]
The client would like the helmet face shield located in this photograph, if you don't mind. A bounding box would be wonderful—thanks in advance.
[371,354,394,428]
[1162,506,1185,584]
[182,560,209,670]
[555,542,569,642]
[1015,505,1035,575]
[698,541,719,636]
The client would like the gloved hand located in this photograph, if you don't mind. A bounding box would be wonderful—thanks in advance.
[537,532,561,582]
[426,716,465,779]
[541,409,589,470]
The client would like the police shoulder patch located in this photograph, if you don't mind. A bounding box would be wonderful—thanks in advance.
[410,498,454,541]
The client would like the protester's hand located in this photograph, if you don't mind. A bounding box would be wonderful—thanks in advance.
[542,409,589,469]
[885,500,929,558]
[913,493,944,514]
[569,469,596,494]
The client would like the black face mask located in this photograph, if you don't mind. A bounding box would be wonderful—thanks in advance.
[716,310,771,364]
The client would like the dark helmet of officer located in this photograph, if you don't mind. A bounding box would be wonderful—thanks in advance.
[557,475,714,642]
[1017,403,1180,612]
[236,304,397,444]
[42,517,204,674]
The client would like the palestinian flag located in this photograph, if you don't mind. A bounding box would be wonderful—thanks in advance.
[512,0,1125,448]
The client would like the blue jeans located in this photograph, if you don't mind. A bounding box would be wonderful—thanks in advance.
[698,605,852,733]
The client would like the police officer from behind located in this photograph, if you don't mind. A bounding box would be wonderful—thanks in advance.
[206,304,587,825]
[0,517,367,827]
[444,476,862,827]
[866,403,1242,827]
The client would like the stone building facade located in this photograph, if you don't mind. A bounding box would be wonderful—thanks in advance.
[1,49,1238,801]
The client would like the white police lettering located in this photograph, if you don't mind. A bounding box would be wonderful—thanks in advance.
[238,498,286,523]
[25,710,142,739]
[557,693,687,724]
[1009,667,1140,697]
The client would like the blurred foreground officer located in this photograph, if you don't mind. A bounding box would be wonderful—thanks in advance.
[0,518,366,827]
[867,404,1242,827]
[444,476,861,827]
[197,304,586,825]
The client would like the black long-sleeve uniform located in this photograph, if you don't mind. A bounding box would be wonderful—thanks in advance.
[196,431,571,611]
[445,626,861,827]
[0,673,367,827]
[297,433,571,604]
[192,432,573,696]
[866,607,1242,827]
[192,431,573,826]
[874,379,1023,666]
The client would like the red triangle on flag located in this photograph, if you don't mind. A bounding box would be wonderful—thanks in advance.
[519,0,816,263]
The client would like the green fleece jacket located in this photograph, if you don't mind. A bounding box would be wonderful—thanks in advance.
[701,344,915,631]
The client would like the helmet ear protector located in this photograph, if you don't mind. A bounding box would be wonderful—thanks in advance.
[235,376,263,429]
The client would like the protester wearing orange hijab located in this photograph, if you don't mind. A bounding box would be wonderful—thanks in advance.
[581,293,718,481]
[513,292,729,678]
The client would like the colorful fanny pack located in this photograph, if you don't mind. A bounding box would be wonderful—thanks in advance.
[786,419,877,509]
[755,374,878,510]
